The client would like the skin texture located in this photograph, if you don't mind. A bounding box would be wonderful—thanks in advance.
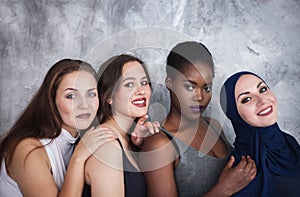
[235,74,278,127]
[139,63,257,197]
[8,70,117,197]
[55,71,99,135]
[84,60,158,196]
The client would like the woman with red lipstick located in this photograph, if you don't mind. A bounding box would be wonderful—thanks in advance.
[0,59,118,196]
[82,54,159,197]
[220,71,300,197]
[139,41,257,197]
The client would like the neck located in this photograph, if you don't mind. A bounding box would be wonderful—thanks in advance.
[111,114,134,137]
[164,107,200,133]
[62,126,79,138]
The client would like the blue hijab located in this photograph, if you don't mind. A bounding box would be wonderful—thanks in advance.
[220,71,300,197]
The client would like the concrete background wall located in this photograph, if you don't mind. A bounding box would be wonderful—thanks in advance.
[1,0,299,143]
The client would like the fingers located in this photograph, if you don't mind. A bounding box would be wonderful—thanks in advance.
[226,155,235,168]
[143,121,160,135]
[82,126,117,145]
[234,155,257,181]
[136,115,149,125]
[245,156,257,180]
[236,156,247,169]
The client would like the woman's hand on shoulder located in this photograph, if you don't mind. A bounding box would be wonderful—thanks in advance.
[10,138,58,197]
[74,126,117,162]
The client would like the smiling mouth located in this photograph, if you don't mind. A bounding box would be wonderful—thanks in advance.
[76,113,91,119]
[132,98,146,107]
[257,106,273,116]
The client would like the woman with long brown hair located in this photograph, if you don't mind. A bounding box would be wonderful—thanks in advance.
[83,54,160,196]
[0,59,117,196]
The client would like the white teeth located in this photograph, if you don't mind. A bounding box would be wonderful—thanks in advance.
[259,107,271,115]
[133,100,145,104]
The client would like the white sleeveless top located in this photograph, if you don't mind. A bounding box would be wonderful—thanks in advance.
[0,129,78,196]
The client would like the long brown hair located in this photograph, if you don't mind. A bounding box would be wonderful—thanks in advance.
[0,59,97,170]
[97,54,151,124]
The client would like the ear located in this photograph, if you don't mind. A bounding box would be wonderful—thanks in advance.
[165,76,172,90]
[107,98,112,104]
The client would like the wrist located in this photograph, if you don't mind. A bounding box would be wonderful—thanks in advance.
[212,182,231,197]
[71,145,90,164]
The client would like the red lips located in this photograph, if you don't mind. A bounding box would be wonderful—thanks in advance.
[132,97,147,107]
[257,106,273,116]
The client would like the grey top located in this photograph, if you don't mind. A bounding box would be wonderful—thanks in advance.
[162,120,232,197]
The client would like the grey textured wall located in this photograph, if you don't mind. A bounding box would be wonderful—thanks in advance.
[1,0,299,144]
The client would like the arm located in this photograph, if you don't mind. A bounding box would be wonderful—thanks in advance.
[85,140,124,196]
[60,126,117,197]
[203,155,257,197]
[139,133,178,197]
[9,138,58,197]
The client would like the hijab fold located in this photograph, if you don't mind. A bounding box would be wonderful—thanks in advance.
[220,71,300,197]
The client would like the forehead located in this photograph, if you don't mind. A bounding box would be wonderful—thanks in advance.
[122,61,145,77]
[59,70,97,88]
[177,63,213,82]
[235,74,262,92]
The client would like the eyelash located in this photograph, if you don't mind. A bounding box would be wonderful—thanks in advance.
[66,94,76,99]
[240,86,268,104]
[184,84,212,92]
[125,80,148,88]
[66,92,97,99]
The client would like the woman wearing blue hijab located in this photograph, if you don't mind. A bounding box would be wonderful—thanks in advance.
[220,71,300,197]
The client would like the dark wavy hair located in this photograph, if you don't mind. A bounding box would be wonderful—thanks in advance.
[97,54,151,124]
[0,59,97,171]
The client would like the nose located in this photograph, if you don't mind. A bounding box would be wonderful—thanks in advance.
[194,88,203,101]
[136,85,146,95]
[256,95,266,107]
[78,97,89,109]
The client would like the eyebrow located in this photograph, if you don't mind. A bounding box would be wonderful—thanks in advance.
[64,87,96,92]
[184,80,212,86]
[236,81,264,100]
[184,80,197,85]
[257,81,263,88]
[122,76,147,82]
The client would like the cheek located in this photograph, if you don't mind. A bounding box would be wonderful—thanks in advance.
[56,101,74,121]
[145,86,152,99]
[237,105,253,121]
[93,97,99,111]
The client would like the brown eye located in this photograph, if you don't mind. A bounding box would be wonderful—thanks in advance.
[241,97,251,104]
[260,86,268,93]
[141,80,148,86]
[203,84,212,92]
[125,82,134,88]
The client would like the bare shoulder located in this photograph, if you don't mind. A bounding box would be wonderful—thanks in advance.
[9,137,50,180]
[141,131,171,152]
[203,117,223,132]
[86,139,122,165]
[138,131,178,172]
[85,140,123,184]
[13,137,47,162]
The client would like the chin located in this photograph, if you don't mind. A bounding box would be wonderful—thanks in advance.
[76,122,93,130]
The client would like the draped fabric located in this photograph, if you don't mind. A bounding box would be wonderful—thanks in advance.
[220,71,300,197]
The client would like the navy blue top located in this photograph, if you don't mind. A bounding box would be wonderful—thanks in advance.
[82,139,147,197]
[220,71,300,197]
